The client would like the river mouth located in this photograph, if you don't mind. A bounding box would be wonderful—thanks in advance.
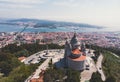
[0,24,118,33]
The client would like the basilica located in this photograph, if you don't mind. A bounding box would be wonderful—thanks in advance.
[64,33,86,70]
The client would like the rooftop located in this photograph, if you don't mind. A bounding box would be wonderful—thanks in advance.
[69,55,86,61]
[72,49,81,55]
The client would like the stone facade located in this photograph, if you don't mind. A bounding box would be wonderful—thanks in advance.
[64,33,86,70]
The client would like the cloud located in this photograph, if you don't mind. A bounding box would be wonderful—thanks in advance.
[53,0,80,7]
[0,0,120,28]
[0,0,46,8]
[0,0,44,4]
[53,2,78,7]
[0,3,32,9]
[53,0,120,8]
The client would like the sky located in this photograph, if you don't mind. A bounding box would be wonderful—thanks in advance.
[0,0,120,29]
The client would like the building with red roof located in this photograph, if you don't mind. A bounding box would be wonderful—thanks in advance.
[18,56,26,62]
[64,33,86,70]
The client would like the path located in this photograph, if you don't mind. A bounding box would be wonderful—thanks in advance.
[80,57,97,82]
[96,54,106,81]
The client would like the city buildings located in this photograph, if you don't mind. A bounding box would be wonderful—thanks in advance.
[0,32,120,49]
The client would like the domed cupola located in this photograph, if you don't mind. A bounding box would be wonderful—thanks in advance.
[70,33,81,49]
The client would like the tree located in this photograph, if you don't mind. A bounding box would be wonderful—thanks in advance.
[105,76,116,82]
[90,72,103,82]
[65,69,80,82]
[0,52,21,76]
[0,61,12,76]
[2,44,23,54]
[0,64,38,82]
[44,68,66,82]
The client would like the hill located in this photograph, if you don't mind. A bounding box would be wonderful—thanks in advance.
[0,18,104,29]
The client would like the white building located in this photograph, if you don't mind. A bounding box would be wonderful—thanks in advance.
[64,33,86,71]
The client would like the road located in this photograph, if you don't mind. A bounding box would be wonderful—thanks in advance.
[24,49,64,82]
[31,58,51,79]
[25,58,51,82]
[80,50,106,82]
[111,52,119,58]
[23,49,64,65]
[80,57,97,82]
[23,51,45,64]
[96,54,106,81]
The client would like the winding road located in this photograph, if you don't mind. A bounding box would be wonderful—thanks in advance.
[80,50,106,82]
[96,54,106,81]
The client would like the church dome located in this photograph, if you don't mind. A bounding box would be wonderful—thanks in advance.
[70,33,81,47]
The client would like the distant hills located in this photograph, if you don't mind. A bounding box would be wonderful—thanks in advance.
[0,18,103,29]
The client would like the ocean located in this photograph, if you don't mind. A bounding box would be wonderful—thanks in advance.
[0,24,110,33]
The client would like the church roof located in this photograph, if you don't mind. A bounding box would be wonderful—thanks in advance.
[72,49,81,54]
[68,49,81,59]
[68,55,86,61]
